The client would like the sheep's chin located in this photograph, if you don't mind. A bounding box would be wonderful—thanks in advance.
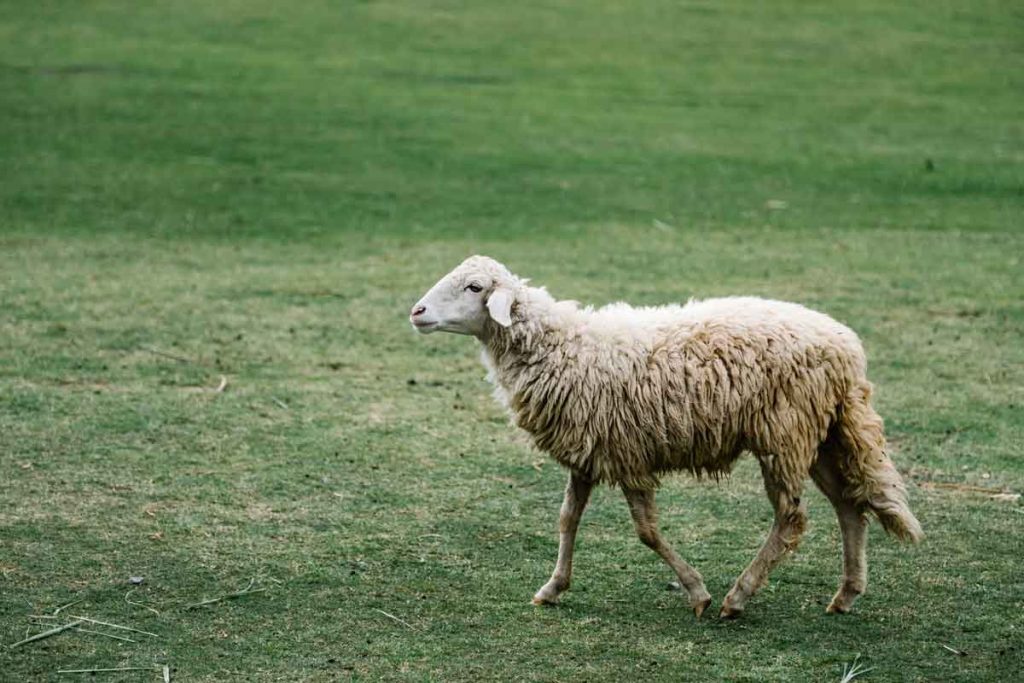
[411,321,440,334]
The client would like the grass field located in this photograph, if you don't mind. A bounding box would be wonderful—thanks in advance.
[2,1,1022,680]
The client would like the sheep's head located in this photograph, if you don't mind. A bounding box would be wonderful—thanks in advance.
[410,255,519,337]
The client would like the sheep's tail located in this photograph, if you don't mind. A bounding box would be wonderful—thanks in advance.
[834,382,923,543]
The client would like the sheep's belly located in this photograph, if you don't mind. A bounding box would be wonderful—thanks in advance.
[534,419,743,488]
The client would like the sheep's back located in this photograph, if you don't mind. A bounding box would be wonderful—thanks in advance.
[652,297,866,469]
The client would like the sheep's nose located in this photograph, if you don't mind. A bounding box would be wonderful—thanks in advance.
[411,304,427,317]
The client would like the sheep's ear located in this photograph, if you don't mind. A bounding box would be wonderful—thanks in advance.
[486,288,514,327]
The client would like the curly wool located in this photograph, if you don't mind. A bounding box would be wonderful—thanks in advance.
[480,273,920,541]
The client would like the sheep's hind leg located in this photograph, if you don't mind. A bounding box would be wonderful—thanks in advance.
[720,458,808,619]
[811,447,869,614]
[533,472,594,605]
[622,487,712,618]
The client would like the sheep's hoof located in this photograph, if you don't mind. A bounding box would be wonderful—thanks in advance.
[826,584,862,614]
[532,578,570,606]
[719,594,744,619]
[825,600,851,615]
[531,586,563,606]
[719,604,743,619]
[692,597,712,620]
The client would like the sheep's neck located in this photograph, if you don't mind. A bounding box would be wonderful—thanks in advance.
[481,292,565,365]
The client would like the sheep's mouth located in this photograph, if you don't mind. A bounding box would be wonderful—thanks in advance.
[411,319,439,333]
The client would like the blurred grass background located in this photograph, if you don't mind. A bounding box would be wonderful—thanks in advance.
[3,1,1020,239]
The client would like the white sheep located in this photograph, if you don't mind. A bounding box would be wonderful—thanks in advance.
[410,255,921,619]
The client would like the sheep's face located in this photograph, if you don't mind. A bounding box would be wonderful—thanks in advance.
[410,256,516,338]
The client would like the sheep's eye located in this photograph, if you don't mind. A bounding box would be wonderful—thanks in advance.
[466,283,483,293]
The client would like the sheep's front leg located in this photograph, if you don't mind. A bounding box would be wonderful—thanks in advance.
[622,487,713,618]
[533,472,593,605]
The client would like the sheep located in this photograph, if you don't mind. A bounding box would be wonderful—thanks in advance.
[410,255,922,619]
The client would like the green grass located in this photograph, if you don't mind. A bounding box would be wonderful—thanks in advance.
[1,1,1022,681]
